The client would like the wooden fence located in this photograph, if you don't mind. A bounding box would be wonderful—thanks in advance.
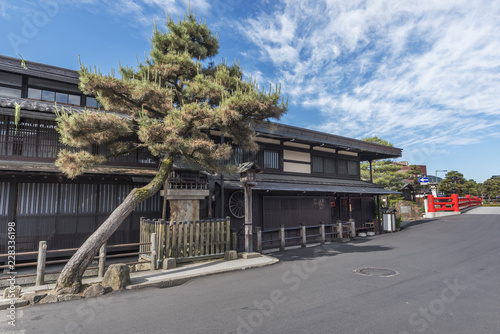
[0,233,153,287]
[254,221,353,252]
[140,217,232,261]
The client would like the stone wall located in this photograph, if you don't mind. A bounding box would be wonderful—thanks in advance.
[395,200,423,220]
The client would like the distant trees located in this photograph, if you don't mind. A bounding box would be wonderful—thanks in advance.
[438,171,481,196]
[479,178,500,199]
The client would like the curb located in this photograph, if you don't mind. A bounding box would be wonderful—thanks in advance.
[126,256,279,291]
[0,299,29,310]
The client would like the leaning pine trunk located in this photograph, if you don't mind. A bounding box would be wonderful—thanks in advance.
[53,158,173,294]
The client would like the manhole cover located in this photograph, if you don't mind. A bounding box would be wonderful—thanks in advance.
[354,268,398,277]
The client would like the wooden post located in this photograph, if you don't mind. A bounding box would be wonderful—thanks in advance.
[195,221,200,257]
[98,242,107,278]
[35,241,47,286]
[221,219,225,252]
[151,233,157,271]
[139,218,144,255]
[172,221,177,258]
[166,220,172,258]
[349,218,356,238]
[279,225,285,251]
[183,222,188,257]
[255,226,262,253]
[200,222,206,256]
[300,224,306,248]
[205,221,211,255]
[178,222,183,258]
[225,217,231,252]
[320,222,325,245]
[244,185,253,253]
[210,219,215,255]
[337,220,343,239]
[232,231,237,251]
[189,221,194,257]
[216,219,221,254]
[158,220,166,259]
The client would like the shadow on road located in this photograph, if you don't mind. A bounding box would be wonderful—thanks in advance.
[270,239,393,263]
[401,218,437,230]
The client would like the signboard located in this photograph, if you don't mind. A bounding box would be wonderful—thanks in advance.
[419,177,429,184]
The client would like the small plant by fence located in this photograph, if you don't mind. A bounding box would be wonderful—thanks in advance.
[140,217,232,262]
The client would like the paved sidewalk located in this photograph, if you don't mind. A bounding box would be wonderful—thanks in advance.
[0,255,278,309]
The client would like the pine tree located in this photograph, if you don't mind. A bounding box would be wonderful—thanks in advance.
[53,11,287,294]
[360,137,405,191]
[438,171,467,196]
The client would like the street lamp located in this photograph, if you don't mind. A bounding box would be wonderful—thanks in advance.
[238,162,261,253]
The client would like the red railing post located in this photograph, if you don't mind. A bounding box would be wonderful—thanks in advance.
[451,194,460,212]
[427,195,436,213]
[465,195,471,208]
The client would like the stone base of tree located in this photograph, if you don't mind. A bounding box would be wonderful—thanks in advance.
[19,292,47,305]
[39,294,59,304]
[2,285,21,299]
[83,284,112,298]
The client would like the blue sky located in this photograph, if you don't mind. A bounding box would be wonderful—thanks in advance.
[1,0,499,183]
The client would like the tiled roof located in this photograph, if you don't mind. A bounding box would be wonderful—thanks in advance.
[219,173,399,195]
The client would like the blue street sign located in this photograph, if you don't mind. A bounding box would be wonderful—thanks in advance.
[419,177,429,184]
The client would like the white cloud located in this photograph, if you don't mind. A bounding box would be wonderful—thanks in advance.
[0,0,207,23]
[100,0,210,26]
[239,0,500,156]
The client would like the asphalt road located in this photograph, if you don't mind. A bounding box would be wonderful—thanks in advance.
[2,207,499,334]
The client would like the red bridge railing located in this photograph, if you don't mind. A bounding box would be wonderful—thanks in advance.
[427,194,482,213]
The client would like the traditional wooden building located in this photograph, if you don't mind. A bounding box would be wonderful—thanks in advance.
[209,124,402,241]
[0,55,162,254]
[0,55,402,255]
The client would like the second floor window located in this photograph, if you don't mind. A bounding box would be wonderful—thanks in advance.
[264,149,279,170]
[86,96,102,109]
[28,88,80,106]
[0,71,22,98]
[313,156,336,175]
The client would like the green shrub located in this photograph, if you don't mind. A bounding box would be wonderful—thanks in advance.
[395,216,403,229]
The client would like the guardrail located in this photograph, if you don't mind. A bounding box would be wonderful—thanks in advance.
[427,194,482,213]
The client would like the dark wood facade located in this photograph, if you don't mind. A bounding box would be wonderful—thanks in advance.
[0,55,162,255]
[0,175,161,255]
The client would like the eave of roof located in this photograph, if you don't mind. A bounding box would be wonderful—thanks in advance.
[254,122,402,161]
[0,55,79,84]
[218,173,399,195]
[0,160,157,177]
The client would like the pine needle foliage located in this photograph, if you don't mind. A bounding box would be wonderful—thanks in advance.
[56,10,287,178]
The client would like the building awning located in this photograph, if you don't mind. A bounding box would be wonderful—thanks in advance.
[218,174,399,195]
